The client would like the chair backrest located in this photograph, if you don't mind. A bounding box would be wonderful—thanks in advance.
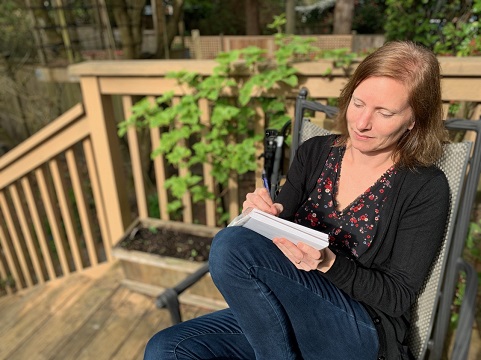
[292,88,479,359]
[406,140,470,358]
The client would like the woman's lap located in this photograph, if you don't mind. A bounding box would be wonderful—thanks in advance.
[145,227,379,360]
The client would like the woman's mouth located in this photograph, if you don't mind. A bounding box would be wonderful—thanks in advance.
[352,131,372,140]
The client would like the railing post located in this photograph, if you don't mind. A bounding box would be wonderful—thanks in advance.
[80,76,131,247]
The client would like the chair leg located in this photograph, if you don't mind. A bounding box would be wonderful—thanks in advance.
[156,287,182,324]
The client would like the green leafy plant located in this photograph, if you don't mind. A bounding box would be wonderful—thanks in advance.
[385,0,440,49]
[148,225,158,234]
[321,48,359,76]
[118,14,322,225]
[433,0,481,56]
[467,220,481,263]
[385,0,481,56]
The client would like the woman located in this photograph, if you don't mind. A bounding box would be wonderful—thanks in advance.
[144,41,450,359]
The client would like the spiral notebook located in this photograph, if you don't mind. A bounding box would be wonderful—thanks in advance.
[228,208,329,250]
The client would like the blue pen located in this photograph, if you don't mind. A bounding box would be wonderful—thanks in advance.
[262,173,270,194]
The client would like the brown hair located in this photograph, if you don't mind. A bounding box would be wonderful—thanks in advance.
[335,40,448,168]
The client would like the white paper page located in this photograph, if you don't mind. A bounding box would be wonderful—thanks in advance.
[242,209,328,250]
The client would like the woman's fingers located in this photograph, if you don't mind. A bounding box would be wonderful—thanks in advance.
[273,238,305,265]
[274,238,324,271]
[243,188,280,215]
[297,242,323,260]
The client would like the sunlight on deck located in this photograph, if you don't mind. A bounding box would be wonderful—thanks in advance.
[0,262,213,360]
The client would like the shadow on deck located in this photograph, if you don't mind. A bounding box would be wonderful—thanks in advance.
[0,262,215,360]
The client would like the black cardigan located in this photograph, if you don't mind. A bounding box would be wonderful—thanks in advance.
[276,135,450,359]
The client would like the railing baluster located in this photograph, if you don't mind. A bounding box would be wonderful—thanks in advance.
[172,96,193,223]
[0,245,12,294]
[0,193,23,290]
[36,166,71,276]
[82,138,111,261]
[49,158,83,271]
[123,95,148,219]
[149,96,170,221]
[199,98,216,226]
[66,148,98,267]
[9,183,44,284]
[21,176,57,280]
[0,189,31,287]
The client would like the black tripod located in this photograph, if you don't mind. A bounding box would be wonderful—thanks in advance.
[262,120,291,199]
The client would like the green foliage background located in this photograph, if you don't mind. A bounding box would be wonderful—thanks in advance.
[385,0,481,56]
[0,0,36,60]
[118,15,323,224]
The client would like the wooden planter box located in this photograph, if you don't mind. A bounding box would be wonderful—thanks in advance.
[112,217,227,310]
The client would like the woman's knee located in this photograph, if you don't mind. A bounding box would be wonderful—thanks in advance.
[211,225,239,249]
[144,330,172,360]
[209,227,263,282]
[210,227,242,278]
[210,227,248,263]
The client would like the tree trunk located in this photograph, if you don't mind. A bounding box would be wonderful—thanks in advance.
[155,0,184,58]
[333,0,355,34]
[61,0,83,62]
[130,0,145,58]
[111,0,134,58]
[153,0,168,57]
[245,0,260,35]
[111,0,146,59]
[285,0,296,34]
[27,0,68,63]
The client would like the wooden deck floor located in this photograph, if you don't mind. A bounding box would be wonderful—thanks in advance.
[1,261,479,360]
[0,262,214,360]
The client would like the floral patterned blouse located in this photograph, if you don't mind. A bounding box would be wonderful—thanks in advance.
[294,143,397,259]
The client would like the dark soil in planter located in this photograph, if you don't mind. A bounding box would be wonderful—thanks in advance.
[118,226,213,262]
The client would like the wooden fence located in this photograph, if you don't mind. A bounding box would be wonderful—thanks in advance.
[0,57,481,296]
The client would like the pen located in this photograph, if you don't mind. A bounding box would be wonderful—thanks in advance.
[262,173,270,194]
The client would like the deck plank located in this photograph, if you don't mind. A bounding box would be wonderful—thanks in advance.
[0,282,46,316]
[0,260,479,360]
[5,263,123,360]
[0,274,94,359]
[0,261,217,360]
[0,273,89,337]
[109,298,215,360]
[51,285,134,360]
[109,295,168,360]
[49,285,130,359]
[74,289,154,360]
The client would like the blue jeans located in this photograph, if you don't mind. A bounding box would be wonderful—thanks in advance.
[144,227,379,360]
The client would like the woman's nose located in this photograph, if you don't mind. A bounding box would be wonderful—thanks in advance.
[356,110,372,131]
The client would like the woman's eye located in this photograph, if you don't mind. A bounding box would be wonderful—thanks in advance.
[353,102,363,108]
[379,112,394,118]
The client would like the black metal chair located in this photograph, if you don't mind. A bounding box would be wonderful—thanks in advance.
[292,87,478,360]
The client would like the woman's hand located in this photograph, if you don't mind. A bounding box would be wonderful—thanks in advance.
[273,237,336,273]
[243,188,283,216]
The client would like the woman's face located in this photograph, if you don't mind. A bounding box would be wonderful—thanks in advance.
[346,76,415,157]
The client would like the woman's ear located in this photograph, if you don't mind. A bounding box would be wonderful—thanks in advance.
[408,119,415,131]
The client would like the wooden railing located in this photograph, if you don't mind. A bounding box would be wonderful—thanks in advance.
[0,104,111,294]
[1,57,481,296]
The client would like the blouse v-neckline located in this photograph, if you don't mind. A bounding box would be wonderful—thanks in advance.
[333,146,395,215]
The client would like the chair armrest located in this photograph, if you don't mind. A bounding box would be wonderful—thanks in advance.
[155,262,210,324]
